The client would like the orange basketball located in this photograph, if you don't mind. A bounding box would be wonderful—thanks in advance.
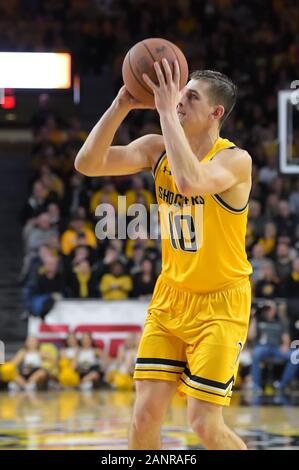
[122,38,189,107]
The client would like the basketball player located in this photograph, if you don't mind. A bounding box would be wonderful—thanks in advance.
[75,59,252,450]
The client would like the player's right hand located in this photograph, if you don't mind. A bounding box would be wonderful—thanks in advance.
[115,85,155,111]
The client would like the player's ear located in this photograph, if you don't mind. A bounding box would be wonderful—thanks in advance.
[211,105,225,121]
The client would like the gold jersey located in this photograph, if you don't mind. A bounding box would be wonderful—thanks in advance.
[154,137,252,293]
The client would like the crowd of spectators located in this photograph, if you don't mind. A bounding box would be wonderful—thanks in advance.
[0,333,140,392]
[1,0,298,392]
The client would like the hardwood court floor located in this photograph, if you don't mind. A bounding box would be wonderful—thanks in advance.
[0,390,299,450]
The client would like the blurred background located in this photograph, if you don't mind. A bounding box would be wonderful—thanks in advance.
[0,0,299,450]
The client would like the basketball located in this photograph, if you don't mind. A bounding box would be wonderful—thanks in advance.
[122,38,189,107]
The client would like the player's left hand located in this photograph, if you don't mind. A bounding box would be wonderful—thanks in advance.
[142,58,180,115]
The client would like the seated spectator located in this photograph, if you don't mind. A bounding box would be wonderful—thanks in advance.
[62,172,89,217]
[125,175,154,210]
[100,261,132,300]
[67,259,99,298]
[257,221,277,256]
[8,337,50,392]
[59,333,80,366]
[274,242,293,283]
[132,258,157,300]
[281,257,299,298]
[61,214,97,255]
[30,256,64,319]
[128,244,146,275]
[274,200,297,238]
[275,353,299,392]
[22,211,59,278]
[47,202,62,231]
[249,243,268,284]
[20,180,49,225]
[72,333,106,390]
[125,232,156,259]
[39,164,64,200]
[249,300,291,392]
[248,199,265,238]
[107,333,140,390]
[90,179,119,215]
[254,261,281,298]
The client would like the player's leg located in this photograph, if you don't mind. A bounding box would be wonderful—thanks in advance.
[129,379,177,450]
[188,397,246,450]
[178,278,251,449]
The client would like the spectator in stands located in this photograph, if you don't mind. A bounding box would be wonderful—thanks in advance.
[132,258,157,300]
[30,256,64,319]
[100,261,132,300]
[249,300,291,392]
[8,337,50,392]
[274,242,294,284]
[47,203,61,231]
[257,221,277,257]
[280,257,299,298]
[254,261,281,299]
[67,259,99,298]
[39,164,65,200]
[249,243,268,284]
[22,211,59,278]
[274,200,298,238]
[89,178,119,215]
[72,332,106,391]
[264,193,280,220]
[125,175,154,210]
[62,172,89,217]
[248,200,265,238]
[61,214,97,255]
[128,244,146,275]
[20,180,49,224]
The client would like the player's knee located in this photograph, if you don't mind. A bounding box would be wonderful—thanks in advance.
[189,414,222,446]
[132,404,161,434]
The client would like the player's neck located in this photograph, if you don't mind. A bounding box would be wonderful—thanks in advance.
[186,127,220,162]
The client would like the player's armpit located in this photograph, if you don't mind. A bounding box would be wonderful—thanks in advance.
[181,149,252,196]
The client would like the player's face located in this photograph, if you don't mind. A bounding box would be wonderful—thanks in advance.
[177,79,219,132]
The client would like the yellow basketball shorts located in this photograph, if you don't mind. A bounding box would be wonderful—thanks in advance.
[134,275,251,406]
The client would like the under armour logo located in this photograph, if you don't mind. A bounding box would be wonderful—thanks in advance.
[163,166,172,175]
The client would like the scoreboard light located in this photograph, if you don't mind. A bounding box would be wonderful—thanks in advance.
[0,53,71,89]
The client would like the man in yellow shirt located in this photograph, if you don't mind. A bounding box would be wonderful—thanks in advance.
[75,63,252,450]
[61,215,97,255]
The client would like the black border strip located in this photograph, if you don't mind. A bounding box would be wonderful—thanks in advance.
[134,368,182,375]
[136,357,187,367]
[213,194,248,213]
[184,368,234,390]
[180,378,233,398]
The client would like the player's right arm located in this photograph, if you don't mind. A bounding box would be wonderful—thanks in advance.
[75,87,162,176]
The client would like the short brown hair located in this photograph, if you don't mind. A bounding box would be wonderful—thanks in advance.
[190,70,237,126]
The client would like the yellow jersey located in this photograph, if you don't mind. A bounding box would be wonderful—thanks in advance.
[154,137,252,293]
